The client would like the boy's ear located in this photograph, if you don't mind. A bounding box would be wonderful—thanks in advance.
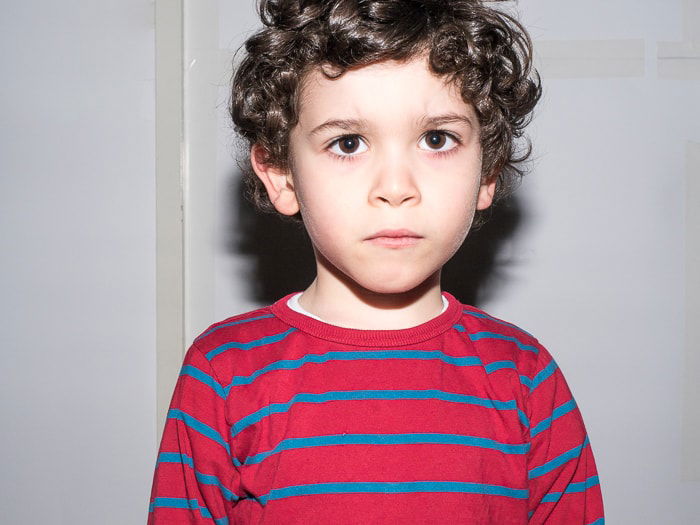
[250,144,300,216]
[476,178,497,210]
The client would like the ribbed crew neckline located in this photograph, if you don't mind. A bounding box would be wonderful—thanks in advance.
[270,292,463,347]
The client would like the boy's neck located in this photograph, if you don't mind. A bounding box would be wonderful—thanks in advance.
[298,269,444,330]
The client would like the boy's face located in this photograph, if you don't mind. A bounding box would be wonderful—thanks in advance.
[253,57,494,297]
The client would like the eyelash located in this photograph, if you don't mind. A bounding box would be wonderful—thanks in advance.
[419,130,461,154]
[326,130,462,161]
[327,135,368,161]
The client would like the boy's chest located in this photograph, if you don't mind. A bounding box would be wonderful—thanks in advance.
[224,339,530,523]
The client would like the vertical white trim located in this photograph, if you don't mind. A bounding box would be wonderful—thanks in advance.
[155,0,185,437]
[183,0,221,343]
[683,142,700,481]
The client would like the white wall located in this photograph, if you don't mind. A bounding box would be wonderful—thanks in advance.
[182,0,700,523]
[0,1,157,523]
[503,2,699,522]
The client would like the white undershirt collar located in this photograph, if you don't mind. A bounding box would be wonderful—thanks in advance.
[286,292,449,323]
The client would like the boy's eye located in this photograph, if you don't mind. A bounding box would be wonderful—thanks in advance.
[419,131,458,152]
[329,135,368,156]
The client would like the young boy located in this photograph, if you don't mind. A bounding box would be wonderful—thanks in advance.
[149,1,604,523]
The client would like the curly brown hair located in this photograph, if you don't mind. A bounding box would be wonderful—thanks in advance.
[230,0,541,220]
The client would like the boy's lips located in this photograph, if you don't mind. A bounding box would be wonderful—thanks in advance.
[365,229,423,247]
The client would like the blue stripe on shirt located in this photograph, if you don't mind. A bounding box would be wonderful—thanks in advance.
[157,452,238,502]
[149,497,229,524]
[541,474,600,503]
[226,351,531,392]
[530,399,577,438]
[157,451,194,469]
[528,436,590,479]
[231,390,518,437]
[205,328,297,360]
[529,360,558,391]
[167,409,231,455]
[256,481,529,504]
[226,350,482,388]
[241,433,530,465]
[585,518,605,525]
[180,365,228,399]
[462,310,534,337]
[468,332,540,353]
[483,360,516,373]
[196,314,275,340]
[518,409,530,429]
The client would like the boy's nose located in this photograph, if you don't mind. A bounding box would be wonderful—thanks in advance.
[368,156,421,207]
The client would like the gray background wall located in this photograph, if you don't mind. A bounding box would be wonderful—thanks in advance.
[1,0,698,523]
[0,1,157,523]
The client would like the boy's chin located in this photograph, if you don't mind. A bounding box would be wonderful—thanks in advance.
[345,270,440,299]
[315,252,442,300]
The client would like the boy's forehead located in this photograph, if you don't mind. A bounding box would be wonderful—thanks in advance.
[296,58,473,130]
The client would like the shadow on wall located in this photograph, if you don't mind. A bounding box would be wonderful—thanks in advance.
[229,171,526,307]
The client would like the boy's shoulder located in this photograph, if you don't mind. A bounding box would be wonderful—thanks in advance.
[457,303,537,344]
[455,301,551,374]
[190,302,293,355]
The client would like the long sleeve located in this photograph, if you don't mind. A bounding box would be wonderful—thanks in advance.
[525,351,604,524]
[148,344,239,524]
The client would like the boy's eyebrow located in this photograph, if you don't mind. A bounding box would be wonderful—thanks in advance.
[419,113,475,129]
[309,118,369,136]
[308,113,474,137]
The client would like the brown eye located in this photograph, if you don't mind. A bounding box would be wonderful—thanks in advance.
[426,131,446,149]
[339,136,359,153]
[419,130,458,152]
[329,135,368,157]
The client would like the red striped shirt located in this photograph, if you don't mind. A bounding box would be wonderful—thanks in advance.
[148,293,604,524]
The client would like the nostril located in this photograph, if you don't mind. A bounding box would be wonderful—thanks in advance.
[369,170,421,206]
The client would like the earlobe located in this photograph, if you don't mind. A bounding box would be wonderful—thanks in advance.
[250,144,300,216]
[476,179,496,210]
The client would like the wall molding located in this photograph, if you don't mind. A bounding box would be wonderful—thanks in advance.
[658,0,700,79]
[155,0,185,437]
[534,39,645,78]
[683,141,700,481]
